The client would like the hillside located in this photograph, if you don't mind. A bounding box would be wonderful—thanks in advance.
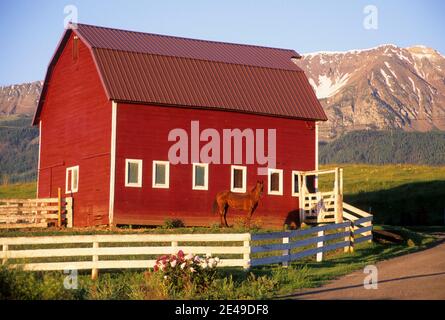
[319,130,445,165]
[0,116,39,183]
[297,45,445,139]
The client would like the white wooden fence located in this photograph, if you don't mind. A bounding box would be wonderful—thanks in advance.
[0,233,251,279]
[0,196,73,229]
[0,218,372,279]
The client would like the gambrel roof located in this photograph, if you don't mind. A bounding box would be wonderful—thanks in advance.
[33,23,327,124]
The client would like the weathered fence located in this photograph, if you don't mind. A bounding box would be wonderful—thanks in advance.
[0,195,72,229]
[0,218,372,279]
[251,221,352,267]
[342,202,373,250]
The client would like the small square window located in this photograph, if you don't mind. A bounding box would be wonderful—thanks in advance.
[231,165,247,193]
[192,163,209,190]
[268,168,283,195]
[125,159,142,187]
[66,165,79,193]
[153,161,170,188]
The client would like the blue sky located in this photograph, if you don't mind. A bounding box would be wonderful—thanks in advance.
[0,0,444,86]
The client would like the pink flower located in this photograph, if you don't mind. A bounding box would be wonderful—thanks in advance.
[185,253,194,261]
[180,262,186,269]
[177,250,185,259]
[170,260,177,268]
[153,265,159,272]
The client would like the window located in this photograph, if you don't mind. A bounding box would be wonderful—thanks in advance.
[268,168,283,195]
[292,171,301,197]
[125,159,142,187]
[192,163,209,190]
[152,161,170,188]
[66,165,79,193]
[231,165,247,193]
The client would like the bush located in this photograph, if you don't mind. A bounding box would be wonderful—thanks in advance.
[162,219,185,229]
[148,250,219,298]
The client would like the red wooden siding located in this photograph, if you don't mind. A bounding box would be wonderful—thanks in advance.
[113,103,315,228]
[37,33,112,227]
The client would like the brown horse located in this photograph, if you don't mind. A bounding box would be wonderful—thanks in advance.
[213,180,264,227]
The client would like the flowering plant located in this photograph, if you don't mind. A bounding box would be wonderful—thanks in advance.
[151,250,219,294]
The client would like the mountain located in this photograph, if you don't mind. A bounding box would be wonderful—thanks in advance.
[0,81,42,117]
[296,44,445,140]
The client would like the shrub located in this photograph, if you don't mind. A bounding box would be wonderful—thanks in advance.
[149,250,219,298]
[162,219,185,229]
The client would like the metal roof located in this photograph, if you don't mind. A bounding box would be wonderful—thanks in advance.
[33,23,327,124]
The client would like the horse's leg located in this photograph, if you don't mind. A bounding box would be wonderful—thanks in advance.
[219,203,225,227]
[247,203,258,227]
[223,204,229,227]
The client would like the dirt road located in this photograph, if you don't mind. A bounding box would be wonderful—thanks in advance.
[288,239,445,300]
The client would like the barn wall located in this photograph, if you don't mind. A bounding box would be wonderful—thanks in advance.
[114,103,316,228]
[37,33,111,227]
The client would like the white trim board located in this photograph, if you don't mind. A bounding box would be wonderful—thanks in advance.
[109,101,117,226]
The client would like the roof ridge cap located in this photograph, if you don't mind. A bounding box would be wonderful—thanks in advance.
[74,22,300,55]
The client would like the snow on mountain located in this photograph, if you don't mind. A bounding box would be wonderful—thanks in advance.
[296,44,445,139]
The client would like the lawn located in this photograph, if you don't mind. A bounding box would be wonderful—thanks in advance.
[0,182,36,199]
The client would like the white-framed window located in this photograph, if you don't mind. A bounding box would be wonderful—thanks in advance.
[231,165,247,193]
[125,159,143,187]
[192,163,209,190]
[291,170,302,197]
[66,165,79,193]
[268,168,283,195]
[152,160,170,189]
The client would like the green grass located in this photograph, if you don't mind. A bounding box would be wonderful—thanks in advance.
[0,182,36,199]
[320,164,445,194]
[319,164,445,225]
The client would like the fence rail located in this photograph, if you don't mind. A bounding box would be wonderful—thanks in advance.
[0,195,72,229]
[251,221,352,267]
[0,217,372,279]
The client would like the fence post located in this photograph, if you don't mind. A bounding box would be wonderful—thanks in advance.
[2,244,8,265]
[349,222,355,253]
[316,229,324,262]
[299,174,306,224]
[243,234,251,270]
[282,235,290,267]
[171,241,178,254]
[66,198,73,228]
[344,223,350,253]
[91,241,99,280]
[335,168,344,224]
[57,188,62,227]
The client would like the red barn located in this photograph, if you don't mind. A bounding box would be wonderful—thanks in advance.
[33,23,327,228]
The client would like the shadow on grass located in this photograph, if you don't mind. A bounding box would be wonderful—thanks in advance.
[345,180,445,226]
